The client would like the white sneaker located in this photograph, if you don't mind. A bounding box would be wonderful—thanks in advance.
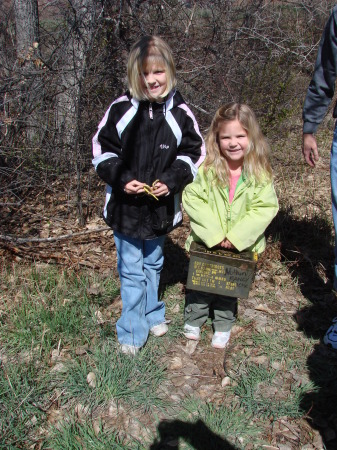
[119,344,140,356]
[211,330,231,349]
[324,317,337,349]
[183,324,200,340]
[150,323,168,337]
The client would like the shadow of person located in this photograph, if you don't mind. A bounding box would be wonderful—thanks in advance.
[301,344,337,449]
[295,301,337,449]
[271,208,337,448]
[274,208,334,300]
[159,235,190,297]
[150,419,238,450]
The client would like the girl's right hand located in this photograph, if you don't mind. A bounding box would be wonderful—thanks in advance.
[124,180,146,195]
[219,239,235,249]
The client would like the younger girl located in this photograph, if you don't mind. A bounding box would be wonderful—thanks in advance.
[92,36,205,355]
[182,103,278,349]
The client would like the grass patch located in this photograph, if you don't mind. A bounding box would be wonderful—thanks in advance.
[52,340,169,413]
[0,265,96,357]
[245,330,313,366]
[88,276,120,308]
[44,417,142,450]
[0,360,48,449]
[1,264,171,448]
[233,363,315,419]
[172,397,261,449]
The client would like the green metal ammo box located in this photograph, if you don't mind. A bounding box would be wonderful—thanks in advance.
[186,242,258,299]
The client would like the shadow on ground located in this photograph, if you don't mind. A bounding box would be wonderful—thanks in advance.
[150,419,237,450]
[273,207,337,449]
[159,236,190,294]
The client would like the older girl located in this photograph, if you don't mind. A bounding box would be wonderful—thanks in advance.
[92,36,205,355]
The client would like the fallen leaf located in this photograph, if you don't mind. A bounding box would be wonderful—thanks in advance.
[169,356,183,370]
[221,376,231,387]
[75,403,90,418]
[92,419,101,436]
[182,340,198,355]
[87,371,96,388]
[255,303,275,315]
[94,310,104,324]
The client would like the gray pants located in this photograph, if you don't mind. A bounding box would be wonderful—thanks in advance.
[185,290,237,332]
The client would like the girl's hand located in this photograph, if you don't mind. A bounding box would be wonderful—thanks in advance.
[219,239,235,249]
[124,180,146,194]
[151,181,169,197]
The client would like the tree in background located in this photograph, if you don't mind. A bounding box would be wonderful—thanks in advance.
[14,0,44,145]
[53,0,103,224]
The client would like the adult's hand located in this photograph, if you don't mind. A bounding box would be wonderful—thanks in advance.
[302,133,319,167]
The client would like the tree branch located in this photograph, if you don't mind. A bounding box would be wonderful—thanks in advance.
[0,226,111,244]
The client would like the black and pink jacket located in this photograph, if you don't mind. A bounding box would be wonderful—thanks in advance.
[92,89,205,239]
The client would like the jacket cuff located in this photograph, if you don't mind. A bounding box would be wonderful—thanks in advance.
[203,232,225,249]
[225,231,246,252]
[303,122,319,134]
[119,170,135,191]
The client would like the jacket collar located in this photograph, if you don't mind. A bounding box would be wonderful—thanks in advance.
[127,89,178,111]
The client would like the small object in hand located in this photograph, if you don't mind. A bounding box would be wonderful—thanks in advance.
[143,179,160,200]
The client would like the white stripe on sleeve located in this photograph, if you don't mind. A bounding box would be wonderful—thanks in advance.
[178,104,206,167]
[177,155,198,179]
[165,111,182,146]
[116,104,138,139]
[92,152,119,171]
[92,95,129,158]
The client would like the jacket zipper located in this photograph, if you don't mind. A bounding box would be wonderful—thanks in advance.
[139,103,154,237]
[227,179,244,229]
[149,103,155,169]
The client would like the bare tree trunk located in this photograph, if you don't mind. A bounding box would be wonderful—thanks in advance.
[14,0,44,146]
[14,0,39,63]
[55,0,100,225]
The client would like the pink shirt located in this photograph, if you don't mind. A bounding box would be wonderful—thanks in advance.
[229,174,241,203]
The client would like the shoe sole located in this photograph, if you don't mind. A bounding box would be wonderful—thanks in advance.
[183,333,200,341]
[118,345,140,356]
[150,325,168,337]
[211,340,229,349]
[150,330,168,337]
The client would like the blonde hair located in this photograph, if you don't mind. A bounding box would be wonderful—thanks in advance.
[204,103,273,187]
[127,35,177,101]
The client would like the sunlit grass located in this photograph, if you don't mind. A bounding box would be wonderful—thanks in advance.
[52,340,169,413]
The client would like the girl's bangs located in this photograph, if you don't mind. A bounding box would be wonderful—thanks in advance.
[142,54,166,71]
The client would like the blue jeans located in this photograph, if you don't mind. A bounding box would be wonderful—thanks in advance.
[331,124,337,290]
[114,231,166,347]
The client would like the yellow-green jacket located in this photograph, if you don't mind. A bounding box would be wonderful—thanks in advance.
[182,166,279,253]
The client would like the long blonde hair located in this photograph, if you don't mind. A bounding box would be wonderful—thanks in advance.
[204,103,273,187]
[127,35,177,101]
